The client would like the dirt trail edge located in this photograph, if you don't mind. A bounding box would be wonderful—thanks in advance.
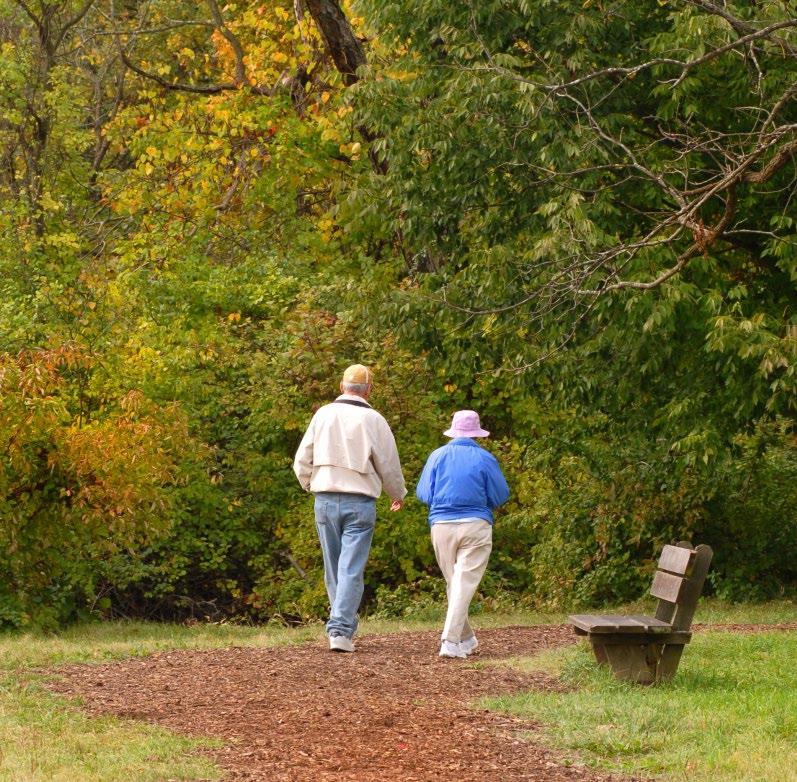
[50,625,638,782]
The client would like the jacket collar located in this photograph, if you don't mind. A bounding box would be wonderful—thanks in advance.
[448,437,479,447]
[336,393,372,407]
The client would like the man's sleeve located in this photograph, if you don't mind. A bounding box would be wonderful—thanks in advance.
[485,455,510,508]
[293,417,315,492]
[371,418,407,500]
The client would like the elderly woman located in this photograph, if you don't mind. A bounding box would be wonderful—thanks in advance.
[416,410,510,658]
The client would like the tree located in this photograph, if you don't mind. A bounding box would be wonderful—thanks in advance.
[350,0,796,400]
[345,0,797,598]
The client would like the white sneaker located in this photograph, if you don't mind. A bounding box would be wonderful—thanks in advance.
[439,640,466,658]
[329,635,355,652]
[460,636,479,655]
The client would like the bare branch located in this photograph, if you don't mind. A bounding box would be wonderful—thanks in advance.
[54,0,96,50]
[205,0,247,86]
[119,50,237,93]
[745,138,797,184]
[685,0,797,56]
[591,185,738,294]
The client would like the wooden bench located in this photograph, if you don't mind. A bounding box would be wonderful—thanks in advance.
[568,542,713,684]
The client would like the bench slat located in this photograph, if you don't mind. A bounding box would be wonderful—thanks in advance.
[587,631,692,645]
[658,545,695,576]
[650,570,688,603]
[568,614,672,634]
[569,615,620,631]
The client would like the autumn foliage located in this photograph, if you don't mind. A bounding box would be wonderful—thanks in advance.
[1,0,795,626]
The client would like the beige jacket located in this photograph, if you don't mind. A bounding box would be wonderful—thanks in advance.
[293,395,407,500]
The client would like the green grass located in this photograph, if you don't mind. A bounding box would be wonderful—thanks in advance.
[484,626,797,782]
[597,597,797,626]
[0,599,793,781]
[0,680,221,782]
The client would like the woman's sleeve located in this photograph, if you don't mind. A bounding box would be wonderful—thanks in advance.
[485,457,510,508]
[415,454,436,506]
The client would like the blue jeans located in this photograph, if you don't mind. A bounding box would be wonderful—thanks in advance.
[314,492,377,639]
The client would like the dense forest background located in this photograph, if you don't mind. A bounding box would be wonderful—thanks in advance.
[1,0,795,628]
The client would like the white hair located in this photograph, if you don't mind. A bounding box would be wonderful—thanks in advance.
[342,382,370,395]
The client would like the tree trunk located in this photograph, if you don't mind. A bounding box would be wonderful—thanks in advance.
[304,0,366,86]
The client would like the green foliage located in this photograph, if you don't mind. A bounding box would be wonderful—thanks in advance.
[0,0,795,625]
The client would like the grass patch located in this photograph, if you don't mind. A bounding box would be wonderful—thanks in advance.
[0,677,221,782]
[604,597,797,626]
[485,628,797,782]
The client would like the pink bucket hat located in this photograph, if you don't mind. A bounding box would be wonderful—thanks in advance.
[444,410,490,438]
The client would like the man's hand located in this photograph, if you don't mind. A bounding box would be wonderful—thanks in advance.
[390,499,404,512]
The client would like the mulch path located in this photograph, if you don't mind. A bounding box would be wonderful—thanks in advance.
[47,622,797,781]
[49,625,633,782]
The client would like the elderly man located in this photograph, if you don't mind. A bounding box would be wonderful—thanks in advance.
[294,364,406,652]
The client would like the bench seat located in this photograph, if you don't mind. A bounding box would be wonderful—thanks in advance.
[569,614,673,633]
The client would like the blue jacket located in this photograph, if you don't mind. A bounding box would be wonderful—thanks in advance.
[415,438,510,525]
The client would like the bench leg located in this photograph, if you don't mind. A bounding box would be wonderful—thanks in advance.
[657,644,684,681]
[591,642,609,665]
[591,641,661,684]
[590,640,686,683]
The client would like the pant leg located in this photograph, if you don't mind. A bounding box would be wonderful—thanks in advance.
[432,523,464,642]
[439,522,493,644]
[315,494,343,609]
[326,494,376,639]
[431,523,458,611]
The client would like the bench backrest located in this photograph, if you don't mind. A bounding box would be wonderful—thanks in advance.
[651,542,713,631]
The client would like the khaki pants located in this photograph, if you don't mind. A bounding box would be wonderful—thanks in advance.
[431,521,493,644]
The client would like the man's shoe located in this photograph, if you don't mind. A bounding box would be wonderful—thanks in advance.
[438,640,466,658]
[329,635,355,653]
[460,636,479,655]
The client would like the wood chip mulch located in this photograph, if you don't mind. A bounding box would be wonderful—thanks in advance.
[48,625,638,782]
[48,622,797,781]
